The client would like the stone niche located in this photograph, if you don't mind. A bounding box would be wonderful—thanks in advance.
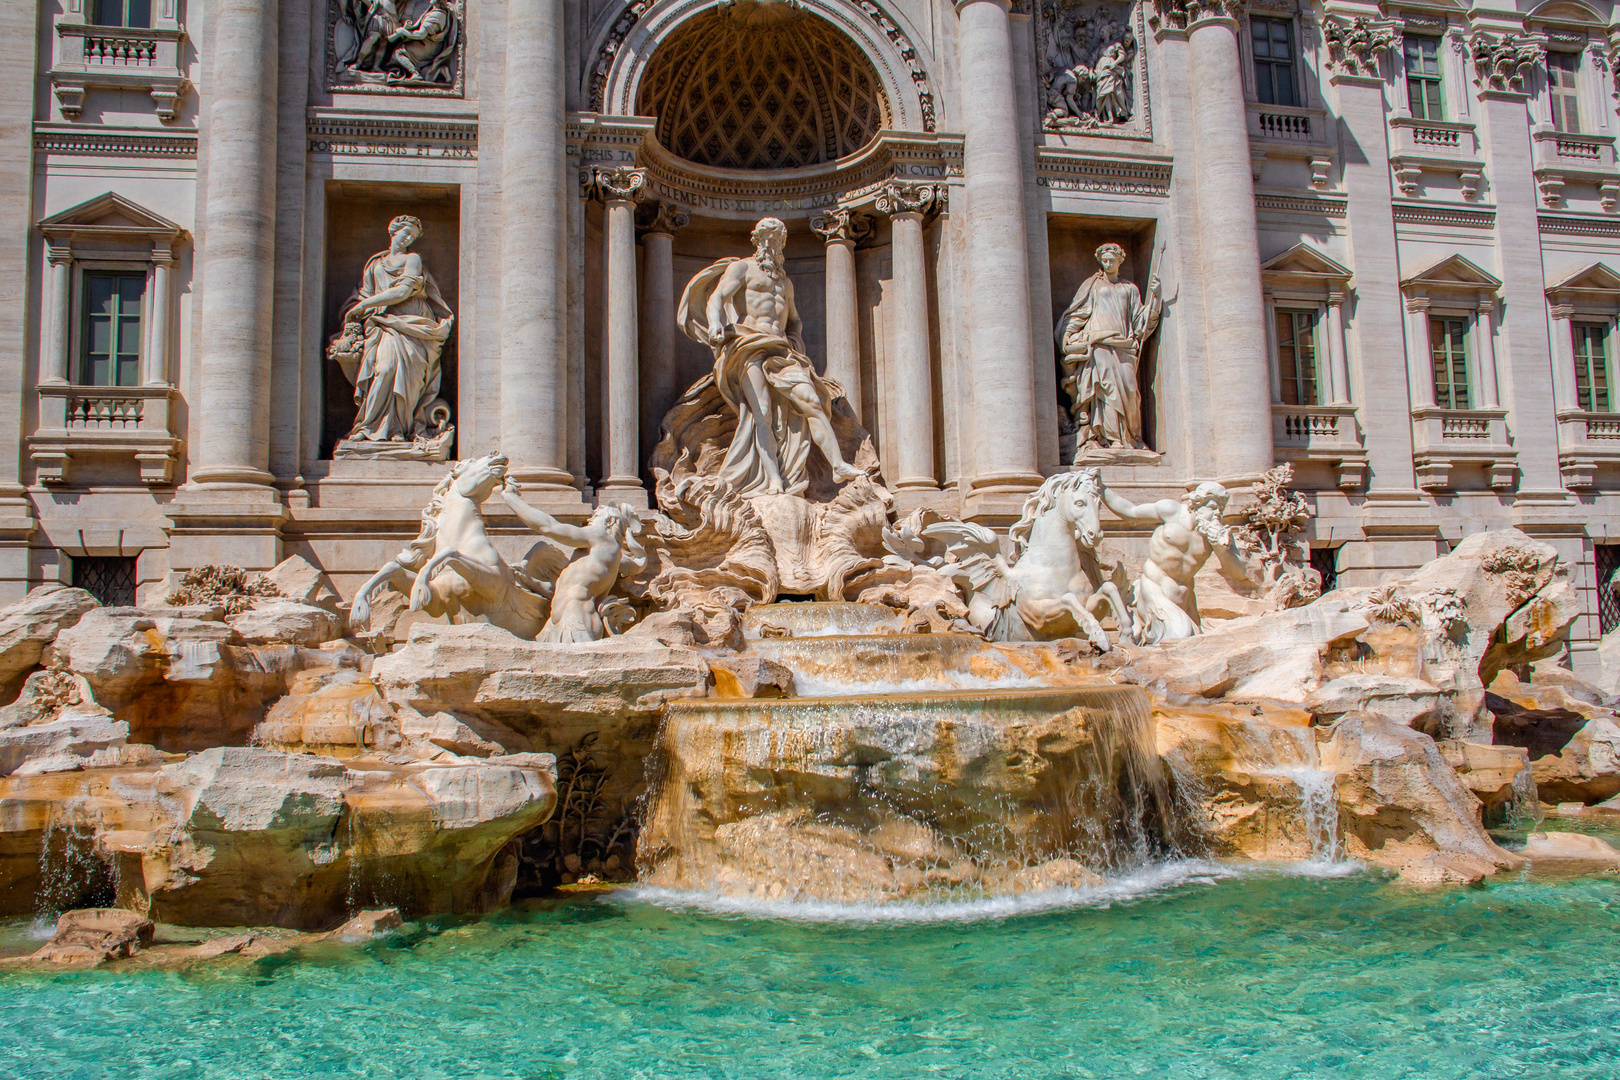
[320,182,461,459]
[1046,216,1159,457]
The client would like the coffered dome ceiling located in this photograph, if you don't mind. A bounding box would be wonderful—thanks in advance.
[636,6,890,171]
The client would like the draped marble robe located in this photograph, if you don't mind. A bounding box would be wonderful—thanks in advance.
[342,250,454,442]
[676,257,847,498]
[1057,269,1161,450]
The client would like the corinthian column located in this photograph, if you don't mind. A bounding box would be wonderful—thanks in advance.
[954,0,1041,504]
[501,0,572,490]
[639,200,687,462]
[876,182,940,492]
[810,207,871,423]
[1182,0,1274,481]
[590,167,648,507]
[190,0,279,488]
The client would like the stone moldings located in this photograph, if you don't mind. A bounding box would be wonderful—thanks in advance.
[1469,32,1547,92]
[330,0,463,96]
[1036,1,1144,135]
[1320,16,1398,77]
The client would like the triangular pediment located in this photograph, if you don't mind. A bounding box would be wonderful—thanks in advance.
[1261,243,1353,281]
[39,192,184,238]
[1401,253,1502,291]
[1548,262,1620,294]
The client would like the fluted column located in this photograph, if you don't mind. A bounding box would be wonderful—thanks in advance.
[638,201,686,462]
[877,183,939,491]
[590,167,647,505]
[42,245,71,386]
[144,247,174,387]
[810,208,870,422]
[191,0,279,487]
[1325,289,1350,406]
[954,0,1040,499]
[1184,2,1273,481]
[501,0,571,489]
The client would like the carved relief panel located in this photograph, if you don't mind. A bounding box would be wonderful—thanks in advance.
[1036,1,1150,138]
[329,0,465,96]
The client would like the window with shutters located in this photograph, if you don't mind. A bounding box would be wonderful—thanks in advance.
[1574,322,1612,412]
[1403,36,1444,120]
[1275,309,1321,406]
[79,271,144,388]
[90,0,151,29]
[1250,18,1297,107]
[1548,51,1582,133]
[1430,316,1471,410]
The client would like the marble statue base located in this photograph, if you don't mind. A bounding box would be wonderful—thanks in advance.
[333,427,455,463]
[1074,446,1162,468]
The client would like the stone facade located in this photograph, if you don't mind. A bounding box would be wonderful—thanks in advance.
[6,0,1620,674]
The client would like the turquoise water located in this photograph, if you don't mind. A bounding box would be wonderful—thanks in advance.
[3,862,1619,1080]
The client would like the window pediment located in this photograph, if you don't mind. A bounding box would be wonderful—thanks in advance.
[39,192,186,250]
[1401,253,1501,297]
[1261,243,1353,297]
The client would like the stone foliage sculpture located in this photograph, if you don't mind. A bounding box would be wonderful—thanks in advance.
[1038,1,1137,131]
[327,215,455,461]
[888,469,1129,651]
[1101,481,1251,644]
[1234,463,1322,608]
[350,454,644,643]
[1321,16,1398,77]
[1470,32,1546,92]
[674,217,865,498]
[1057,242,1162,455]
[333,0,461,89]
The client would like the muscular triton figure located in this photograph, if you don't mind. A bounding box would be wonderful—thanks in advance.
[677,217,864,498]
[1102,481,1252,644]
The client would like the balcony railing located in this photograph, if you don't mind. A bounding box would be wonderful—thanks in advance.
[1271,403,1366,488]
[52,22,189,122]
[1555,409,1620,487]
[30,385,180,486]
[1411,406,1515,490]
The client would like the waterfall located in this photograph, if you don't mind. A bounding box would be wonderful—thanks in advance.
[1271,766,1341,863]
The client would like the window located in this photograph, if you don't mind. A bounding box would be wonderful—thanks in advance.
[1597,544,1620,634]
[71,556,137,608]
[90,0,152,28]
[1548,52,1582,133]
[1430,316,1471,410]
[1275,309,1321,406]
[1310,546,1339,596]
[1403,36,1444,121]
[80,271,144,387]
[1251,18,1297,107]
[1574,322,1612,412]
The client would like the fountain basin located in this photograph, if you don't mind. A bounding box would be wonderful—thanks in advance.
[742,602,905,639]
[745,632,1092,695]
[638,685,1181,904]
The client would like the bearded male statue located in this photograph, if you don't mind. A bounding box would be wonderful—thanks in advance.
[677,217,865,498]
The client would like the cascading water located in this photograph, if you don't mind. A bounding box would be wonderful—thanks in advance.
[634,612,1202,909]
[1270,766,1342,863]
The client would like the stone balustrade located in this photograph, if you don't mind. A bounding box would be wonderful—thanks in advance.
[51,22,189,122]
[1388,117,1485,200]
[28,385,181,486]
[1411,406,1515,491]
[1271,403,1367,489]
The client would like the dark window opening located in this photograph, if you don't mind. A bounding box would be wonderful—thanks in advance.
[1276,309,1320,406]
[91,0,152,29]
[1403,36,1444,120]
[81,271,144,387]
[1596,544,1620,635]
[1251,18,1298,107]
[72,556,138,608]
[1310,546,1339,596]
[1430,316,1471,410]
[1574,322,1611,412]
[1548,51,1582,133]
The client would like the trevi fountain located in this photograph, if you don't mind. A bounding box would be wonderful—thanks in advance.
[6,2,1620,1078]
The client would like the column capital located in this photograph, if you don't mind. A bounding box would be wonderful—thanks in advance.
[1321,15,1398,79]
[636,199,689,237]
[1404,296,1432,314]
[1468,31,1546,94]
[810,207,873,246]
[45,243,72,265]
[1327,288,1347,307]
[1549,303,1576,320]
[874,180,944,219]
[1150,0,1244,34]
[952,0,1015,14]
[582,165,646,204]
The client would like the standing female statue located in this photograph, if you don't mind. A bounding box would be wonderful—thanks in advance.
[328,215,455,449]
[1057,242,1161,453]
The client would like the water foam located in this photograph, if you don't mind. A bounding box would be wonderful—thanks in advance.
[617,859,1368,925]
[789,669,1051,698]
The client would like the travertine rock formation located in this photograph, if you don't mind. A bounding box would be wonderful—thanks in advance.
[0,584,99,703]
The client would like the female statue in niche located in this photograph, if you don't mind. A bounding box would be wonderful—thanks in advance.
[328,215,455,455]
[1057,241,1160,453]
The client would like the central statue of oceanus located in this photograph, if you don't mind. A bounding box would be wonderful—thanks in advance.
[676,217,865,498]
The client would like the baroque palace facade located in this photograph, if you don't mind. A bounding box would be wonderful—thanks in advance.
[5,0,1620,671]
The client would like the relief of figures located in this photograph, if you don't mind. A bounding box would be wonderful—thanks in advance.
[1038,1,1138,132]
[327,215,456,460]
[333,0,461,90]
